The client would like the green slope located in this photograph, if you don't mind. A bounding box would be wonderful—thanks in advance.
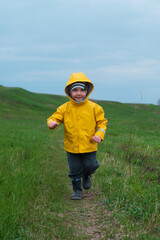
[0,85,160,239]
[1,84,159,117]
[0,85,68,119]
[1,84,160,148]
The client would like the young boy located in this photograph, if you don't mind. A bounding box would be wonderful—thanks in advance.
[47,72,107,200]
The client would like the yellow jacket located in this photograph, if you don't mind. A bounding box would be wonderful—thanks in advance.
[47,72,108,153]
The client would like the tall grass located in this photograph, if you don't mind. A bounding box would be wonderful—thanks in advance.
[0,86,160,239]
[96,101,160,239]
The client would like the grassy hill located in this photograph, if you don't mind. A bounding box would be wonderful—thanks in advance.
[0,85,67,118]
[0,85,160,239]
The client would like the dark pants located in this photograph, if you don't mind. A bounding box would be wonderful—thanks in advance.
[67,151,99,180]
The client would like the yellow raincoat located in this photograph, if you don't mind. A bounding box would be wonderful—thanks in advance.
[47,73,108,153]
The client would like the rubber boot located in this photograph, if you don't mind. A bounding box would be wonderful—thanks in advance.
[82,175,92,190]
[71,179,82,200]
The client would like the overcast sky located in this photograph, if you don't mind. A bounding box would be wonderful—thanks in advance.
[0,0,160,104]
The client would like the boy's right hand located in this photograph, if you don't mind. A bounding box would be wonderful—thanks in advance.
[49,121,59,129]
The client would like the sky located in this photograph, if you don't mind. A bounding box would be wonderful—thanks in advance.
[0,0,160,105]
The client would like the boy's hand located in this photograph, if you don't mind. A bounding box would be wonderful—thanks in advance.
[49,121,59,129]
[91,135,102,143]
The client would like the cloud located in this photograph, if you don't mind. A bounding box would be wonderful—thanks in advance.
[101,59,160,78]
[1,0,160,104]
[0,44,77,62]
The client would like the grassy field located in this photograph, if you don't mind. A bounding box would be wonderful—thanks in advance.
[0,85,160,239]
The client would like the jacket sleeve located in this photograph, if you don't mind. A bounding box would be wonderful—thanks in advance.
[47,103,65,129]
[94,104,108,140]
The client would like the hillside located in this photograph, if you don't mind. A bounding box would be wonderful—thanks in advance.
[1,84,160,119]
[0,85,68,118]
[0,85,160,239]
[1,85,160,146]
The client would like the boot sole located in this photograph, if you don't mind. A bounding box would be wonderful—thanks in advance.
[72,196,82,200]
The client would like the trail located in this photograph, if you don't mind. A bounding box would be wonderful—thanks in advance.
[64,190,123,240]
[42,132,124,239]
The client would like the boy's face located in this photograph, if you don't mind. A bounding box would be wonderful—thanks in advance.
[71,87,87,102]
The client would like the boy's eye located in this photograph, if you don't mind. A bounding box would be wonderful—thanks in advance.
[72,88,86,93]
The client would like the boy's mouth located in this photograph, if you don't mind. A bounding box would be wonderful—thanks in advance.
[75,97,83,100]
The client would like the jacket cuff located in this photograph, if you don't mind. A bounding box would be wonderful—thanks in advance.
[95,129,105,140]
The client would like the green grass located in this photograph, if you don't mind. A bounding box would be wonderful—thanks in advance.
[0,85,160,239]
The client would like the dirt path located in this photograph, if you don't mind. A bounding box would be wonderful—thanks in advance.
[65,191,124,240]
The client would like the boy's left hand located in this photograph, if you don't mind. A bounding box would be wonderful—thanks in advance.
[91,135,102,143]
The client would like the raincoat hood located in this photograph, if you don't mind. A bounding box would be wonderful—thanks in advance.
[65,73,94,104]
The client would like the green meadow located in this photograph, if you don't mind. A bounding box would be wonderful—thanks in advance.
[0,85,160,240]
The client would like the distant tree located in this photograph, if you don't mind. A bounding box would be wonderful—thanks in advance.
[158,99,160,105]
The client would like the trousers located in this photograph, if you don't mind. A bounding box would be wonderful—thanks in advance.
[67,151,99,180]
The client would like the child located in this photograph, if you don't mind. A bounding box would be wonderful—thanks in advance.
[47,72,107,200]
